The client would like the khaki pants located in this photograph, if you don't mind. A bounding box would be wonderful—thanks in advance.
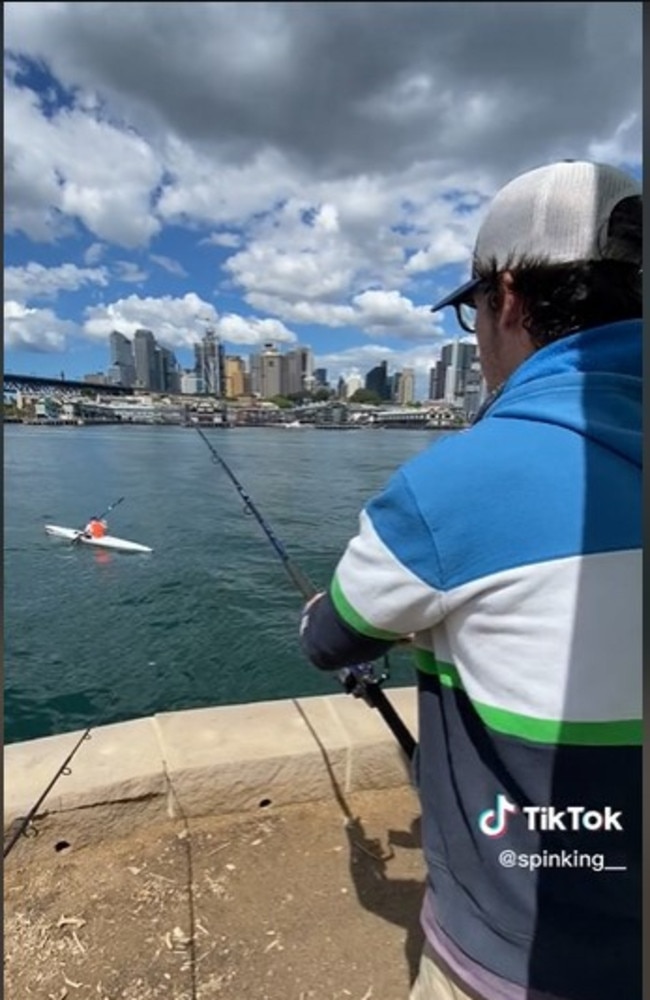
[410,942,481,1000]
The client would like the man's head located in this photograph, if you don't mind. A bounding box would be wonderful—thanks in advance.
[432,160,642,391]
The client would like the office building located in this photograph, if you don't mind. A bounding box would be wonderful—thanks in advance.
[224,356,246,398]
[282,346,314,397]
[429,339,478,404]
[398,367,415,405]
[365,361,390,400]
[194,328,226,396]
[108,330,136,387]
[258,343,282,398]
[134,329,158,390]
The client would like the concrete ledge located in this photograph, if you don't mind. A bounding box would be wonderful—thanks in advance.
[4,687,418,846]
[4,717,168,821]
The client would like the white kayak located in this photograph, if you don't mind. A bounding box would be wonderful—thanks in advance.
[44,524,153,554]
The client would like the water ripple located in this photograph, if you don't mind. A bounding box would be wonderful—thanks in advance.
[4,425,432,742]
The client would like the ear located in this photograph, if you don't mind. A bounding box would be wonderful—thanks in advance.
[498,271,525,333]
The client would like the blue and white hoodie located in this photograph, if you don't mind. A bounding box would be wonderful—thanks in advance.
[300,320,642,1000]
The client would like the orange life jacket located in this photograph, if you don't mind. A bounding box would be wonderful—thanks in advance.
[88,519,107,538]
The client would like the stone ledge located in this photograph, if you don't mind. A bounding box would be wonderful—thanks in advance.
[4,687,418,846]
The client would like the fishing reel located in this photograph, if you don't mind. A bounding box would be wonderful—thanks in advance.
[337,656,390,703]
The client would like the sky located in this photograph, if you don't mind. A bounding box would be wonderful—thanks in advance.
[4,1,643,398]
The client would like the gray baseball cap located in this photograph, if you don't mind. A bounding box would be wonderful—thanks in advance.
[431,160,642,313]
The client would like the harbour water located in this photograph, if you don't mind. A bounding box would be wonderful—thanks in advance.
[4,424,448,744]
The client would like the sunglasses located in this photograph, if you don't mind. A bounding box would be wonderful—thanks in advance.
[453,280,489,334]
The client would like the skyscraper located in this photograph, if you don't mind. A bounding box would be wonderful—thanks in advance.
[398,367,415,405]
[194,329,226,396]
[365,361,390,400]
[156,346,181,394]
[442,340,478,402]
[249,352,262,395]
[108,330,136,387]
[429,339,478,403]
[225,356,246,398]
[282,346,314,396]
[133,329,158,390]
[260,342,281,398]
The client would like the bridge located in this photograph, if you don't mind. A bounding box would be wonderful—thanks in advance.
[4,374,134,397]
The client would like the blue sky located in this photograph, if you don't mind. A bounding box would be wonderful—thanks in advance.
[4,2,642,397]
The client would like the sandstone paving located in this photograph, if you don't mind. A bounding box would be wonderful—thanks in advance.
[4,785,427,1000]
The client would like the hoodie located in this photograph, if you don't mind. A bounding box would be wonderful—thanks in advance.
[300,319,642,1000]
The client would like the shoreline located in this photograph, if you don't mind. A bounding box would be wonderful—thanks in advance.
[6,419,468,430]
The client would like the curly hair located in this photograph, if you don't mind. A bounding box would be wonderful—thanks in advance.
[475,195,642,349]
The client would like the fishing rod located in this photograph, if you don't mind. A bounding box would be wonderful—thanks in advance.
[4,727,92,859]
[195,424,416,760]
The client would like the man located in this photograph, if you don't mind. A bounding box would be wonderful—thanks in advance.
[299,160,641,1000]
[84,516,108,539]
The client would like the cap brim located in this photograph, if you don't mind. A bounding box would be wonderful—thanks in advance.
[430,277,481,313]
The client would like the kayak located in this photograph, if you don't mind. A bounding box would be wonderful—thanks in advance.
[44,524,153,554]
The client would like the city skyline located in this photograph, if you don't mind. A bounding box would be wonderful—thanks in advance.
[88,325,467,407]
[4,4,642,399]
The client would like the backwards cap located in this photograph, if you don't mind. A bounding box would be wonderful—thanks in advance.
[431,160,641,313]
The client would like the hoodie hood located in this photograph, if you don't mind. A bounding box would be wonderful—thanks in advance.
[484,319,642,468]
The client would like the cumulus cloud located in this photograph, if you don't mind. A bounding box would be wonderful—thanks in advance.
[83,292,217,348]
[215,314,296,346]
[82,292,297,350]
[3,2,642,364]
[4,71,162,247]
[4,2,641,182]
[4,262,109,301]
[352,290,439,339]
[4,2,641,251]
[4,300,78,351]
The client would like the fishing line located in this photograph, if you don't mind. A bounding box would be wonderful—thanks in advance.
[194,425,416,759]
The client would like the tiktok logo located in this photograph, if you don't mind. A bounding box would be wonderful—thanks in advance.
[478,794,519,838]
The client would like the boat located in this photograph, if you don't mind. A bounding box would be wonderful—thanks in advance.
[44,524,153,554]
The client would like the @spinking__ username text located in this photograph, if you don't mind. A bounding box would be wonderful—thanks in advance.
[498,849,627,872]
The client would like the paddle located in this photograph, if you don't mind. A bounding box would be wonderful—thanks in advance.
[71,496,125,546]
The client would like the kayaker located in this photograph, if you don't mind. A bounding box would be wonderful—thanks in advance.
[84,516,108,539]
[299,161,641,1000]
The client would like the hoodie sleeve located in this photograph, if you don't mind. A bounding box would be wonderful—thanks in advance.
[300,469,447,669]
[299,591,396,670]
